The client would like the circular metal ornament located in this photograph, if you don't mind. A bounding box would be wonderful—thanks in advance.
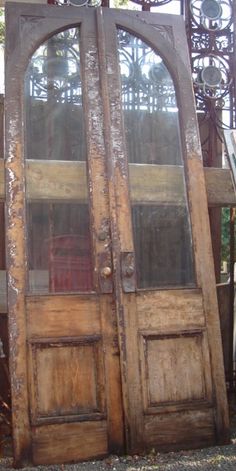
[193,54,231,100]
[125,0,172,7]
[57,0,101,6]
[201,65,222,87]
[190,0,232,31]
[69,0,88,5]
[200,0,222,20]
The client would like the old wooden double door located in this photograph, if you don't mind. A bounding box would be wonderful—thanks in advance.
[5,3,229,467]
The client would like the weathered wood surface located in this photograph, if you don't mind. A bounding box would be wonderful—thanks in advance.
[143,408,215,451]
[141,332,210,404]
[0,0,47,5]
[28,336,105,423]
[0,159,4,200]
[27,295,101,338]
[137,289,205,331]
[5,6,124,466]
[4,4,230,466]
[217,283,232,381]
[32,421,108,465]
[0,160,235,206]
[187,155,229,443]
[205,167,236,206]
[0,95,3,162]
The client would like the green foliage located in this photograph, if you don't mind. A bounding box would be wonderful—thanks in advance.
[221,208,230,264]
[113,0,129,5]
[0,9,5,46]
[113,0,136,8]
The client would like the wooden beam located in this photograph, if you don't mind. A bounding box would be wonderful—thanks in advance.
[204,167,236,207]
[0,160,235,206]
[0,0,47,6]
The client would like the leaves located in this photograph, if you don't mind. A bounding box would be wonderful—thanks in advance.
[0,9,4,46]
[221,207,230,264]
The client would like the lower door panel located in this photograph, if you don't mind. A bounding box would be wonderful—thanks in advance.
[27,294,123,465]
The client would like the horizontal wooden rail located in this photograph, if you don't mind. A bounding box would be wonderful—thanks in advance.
[0,160,235,206]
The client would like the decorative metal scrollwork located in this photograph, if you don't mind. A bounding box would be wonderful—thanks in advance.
[193,54,232,101]
[187,0,235,135]
[126,0,172,6]
[117,30,176,112]
[52,0,101,6]
[190,0,232,31]
[26,28,83,104]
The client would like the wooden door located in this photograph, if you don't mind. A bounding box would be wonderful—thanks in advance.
[100,8,229,453]
[5,4,229,467]
[5,6,124,466]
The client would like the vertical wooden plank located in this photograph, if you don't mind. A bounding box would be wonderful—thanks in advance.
[0,95,4,160]
[172,20,229,442]
[99,295,124,453]
[80,14,112,294]
[5,6,31,465]
[0,203,5,269]
[97,9,144,452]
[81,14,124,452]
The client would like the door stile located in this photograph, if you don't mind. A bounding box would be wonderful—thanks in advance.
[171,21,229,442]
[96,9,144,452]
[5,10,32,465]
[81,13,124,453]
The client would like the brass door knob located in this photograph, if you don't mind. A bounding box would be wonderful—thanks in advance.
[101,266,112,277]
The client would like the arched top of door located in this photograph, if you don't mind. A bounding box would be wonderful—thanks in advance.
[5,3,190,92]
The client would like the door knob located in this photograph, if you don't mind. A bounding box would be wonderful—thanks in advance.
[101,266,112,277]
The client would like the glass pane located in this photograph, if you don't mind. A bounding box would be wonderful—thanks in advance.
[25,28,93,293]
[117,30,195,288]
[25,28,85,161]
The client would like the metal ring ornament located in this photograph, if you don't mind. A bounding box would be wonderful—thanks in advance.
[56,0,101,6]
[124,0,172,7]
[190,0,232,31]
[193,54,232,100]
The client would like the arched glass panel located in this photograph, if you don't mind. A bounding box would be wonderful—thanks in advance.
[117,30,195,288]
[25,27,93,293]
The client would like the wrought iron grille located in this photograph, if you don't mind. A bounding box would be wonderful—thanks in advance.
[185,0,235,129]
[33,0,235,159]
[117,30,177,112]
[26,28,82,105]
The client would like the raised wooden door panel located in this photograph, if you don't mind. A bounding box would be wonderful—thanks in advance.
[102,8,229,452]
[5,6,123,466]
[27,296,105,423]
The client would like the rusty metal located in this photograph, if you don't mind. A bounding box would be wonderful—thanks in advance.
[184,0,235,165]
[99,252,113,293]
[48,0,176,9]
[121,252,135,293]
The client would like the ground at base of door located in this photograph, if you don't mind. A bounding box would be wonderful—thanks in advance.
[1,434,236,471]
